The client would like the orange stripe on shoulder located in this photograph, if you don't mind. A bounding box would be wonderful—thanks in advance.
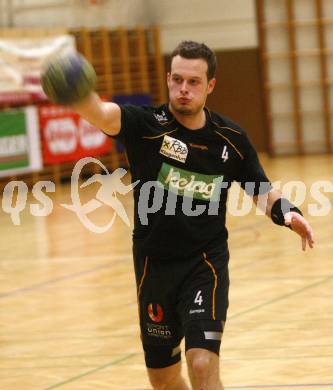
[142,128,178,140]
[206,108,242,135]
[216,125,242,135]
[211,119,242,135]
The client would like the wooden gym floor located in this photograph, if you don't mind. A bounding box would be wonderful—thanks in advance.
[0,154,333,390]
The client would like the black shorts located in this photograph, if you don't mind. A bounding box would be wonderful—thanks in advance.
[133,242,230,368]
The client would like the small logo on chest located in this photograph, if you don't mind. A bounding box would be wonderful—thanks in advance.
[160,135,188,163]
[154,111,168,123]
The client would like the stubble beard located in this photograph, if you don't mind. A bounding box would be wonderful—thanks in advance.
[170,101,202,117]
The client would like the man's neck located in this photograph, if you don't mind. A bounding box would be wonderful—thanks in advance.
[169,105,206,130]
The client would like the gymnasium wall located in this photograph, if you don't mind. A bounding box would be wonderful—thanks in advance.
[0,2,6,27]
[1,0,258,50]
[0,0,267,151]
[146,0,258,52]
[156,0,266,151]
[1,0,148,29]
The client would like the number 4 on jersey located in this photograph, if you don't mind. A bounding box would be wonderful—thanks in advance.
[221,145,229,162]
[194,290,203,306]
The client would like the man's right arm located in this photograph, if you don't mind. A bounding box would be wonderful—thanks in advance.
[72,92,121,137]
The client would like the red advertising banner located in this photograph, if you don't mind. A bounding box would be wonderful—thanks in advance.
[39,104,112,165]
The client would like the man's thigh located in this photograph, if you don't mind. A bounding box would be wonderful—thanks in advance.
[178,248,230,354]
[133,247,184,368]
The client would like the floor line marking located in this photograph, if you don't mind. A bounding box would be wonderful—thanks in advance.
[43,353,136,390]
[229,276,331,321]
[0,259,125,299]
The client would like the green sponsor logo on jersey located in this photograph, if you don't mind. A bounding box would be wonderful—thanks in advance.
[157,162,223,201]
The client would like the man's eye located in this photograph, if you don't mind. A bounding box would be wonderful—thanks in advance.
[190,79,199,85]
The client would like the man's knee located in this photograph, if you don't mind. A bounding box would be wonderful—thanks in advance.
[149,374,169,390]
[148,363,182,390]
[186,348,219,381]
[190,354,211,377]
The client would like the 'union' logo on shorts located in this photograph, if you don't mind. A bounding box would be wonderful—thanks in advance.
[147,303,163,323]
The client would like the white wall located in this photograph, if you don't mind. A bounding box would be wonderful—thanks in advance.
[147,0,258,52]
[0,0,10,26]
[2,0,258,52]
[4,0,148,29]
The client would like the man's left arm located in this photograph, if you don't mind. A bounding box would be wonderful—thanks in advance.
[253,190,315,251]
[232,125,315,251]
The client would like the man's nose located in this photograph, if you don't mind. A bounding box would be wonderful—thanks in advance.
[180,81,188,93]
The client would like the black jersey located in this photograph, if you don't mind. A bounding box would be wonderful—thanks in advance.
[114,104,271,259]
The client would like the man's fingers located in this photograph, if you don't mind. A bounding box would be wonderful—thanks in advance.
[292,217,314,251]
[303,230,314,250]
[285,212,315,250]
[308,231,315,248]
[305,224,315,248]
[302,236,306,251]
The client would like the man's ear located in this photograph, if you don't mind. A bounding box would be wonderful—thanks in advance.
[167,72,171,86]
[207,77,216,94]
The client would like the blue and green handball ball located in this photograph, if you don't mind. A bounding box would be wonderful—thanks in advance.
[41,53,96,105]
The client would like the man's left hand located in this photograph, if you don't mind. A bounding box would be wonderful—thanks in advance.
[284,212,314,251]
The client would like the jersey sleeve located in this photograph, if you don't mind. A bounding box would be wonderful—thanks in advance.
[111,104,147,147]
[237,132,272,196]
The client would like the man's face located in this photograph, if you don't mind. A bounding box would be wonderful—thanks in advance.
[167,55,216,116]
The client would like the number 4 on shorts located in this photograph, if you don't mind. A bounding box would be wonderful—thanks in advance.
[194,290,203,306]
